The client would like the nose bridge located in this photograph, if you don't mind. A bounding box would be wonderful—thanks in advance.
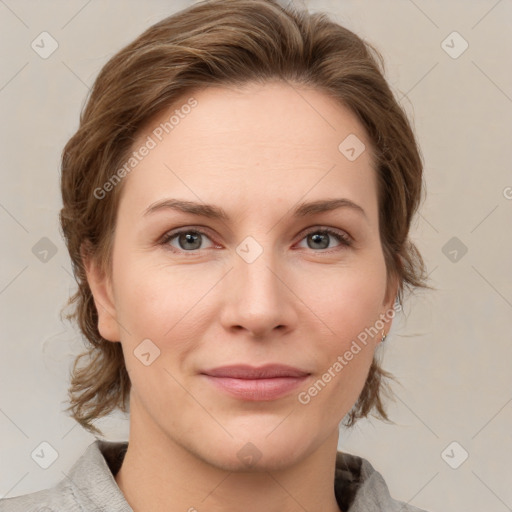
[220,233,296,336]
[236,235,283,309]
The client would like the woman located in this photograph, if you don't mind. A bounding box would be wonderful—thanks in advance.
[1,0,430,510]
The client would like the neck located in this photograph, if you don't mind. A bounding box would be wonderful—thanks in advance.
[114,398,342,512]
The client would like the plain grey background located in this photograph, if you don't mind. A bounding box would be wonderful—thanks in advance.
[1,1,511,511]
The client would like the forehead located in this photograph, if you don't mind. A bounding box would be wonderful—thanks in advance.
[119,81,377,218]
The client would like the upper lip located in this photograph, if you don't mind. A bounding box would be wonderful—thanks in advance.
[201,364,310,379]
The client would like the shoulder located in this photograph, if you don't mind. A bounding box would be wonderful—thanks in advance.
[0,479,76,512]
[0,439,130,512]
[335,451,430,512]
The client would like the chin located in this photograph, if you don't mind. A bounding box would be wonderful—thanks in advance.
[207,445,310,473]
[188,422,319,473]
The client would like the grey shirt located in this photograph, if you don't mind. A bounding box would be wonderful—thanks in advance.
[0,440,428,511]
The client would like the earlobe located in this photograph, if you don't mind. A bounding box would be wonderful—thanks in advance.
[81,243,121,342]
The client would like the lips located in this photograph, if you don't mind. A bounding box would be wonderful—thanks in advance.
[200,364,310,401]
[203,364,309,379]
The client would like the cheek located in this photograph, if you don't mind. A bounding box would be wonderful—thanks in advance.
[295,256,387,343]
[292,254,386,407]
[295,266,381,417]
[112,260,209,409]
[112,255,219,355]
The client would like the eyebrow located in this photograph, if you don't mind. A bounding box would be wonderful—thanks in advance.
[143,197,367,220]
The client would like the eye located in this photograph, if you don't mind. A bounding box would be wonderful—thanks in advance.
[160,226,352,254]
[296,228,352,251]
[161,228,216,252]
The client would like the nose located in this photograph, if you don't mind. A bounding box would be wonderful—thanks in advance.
[219,243,298,339]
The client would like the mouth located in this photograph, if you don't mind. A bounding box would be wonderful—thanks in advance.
[200,364,311,401]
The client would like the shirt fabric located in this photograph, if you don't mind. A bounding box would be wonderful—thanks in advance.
[0,440,429,512]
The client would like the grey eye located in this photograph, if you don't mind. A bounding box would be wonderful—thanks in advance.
[166,230,214,251]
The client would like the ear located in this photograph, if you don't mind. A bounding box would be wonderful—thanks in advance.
[383,271,399,307]
[81,242,121,342]
[382,271,400,335]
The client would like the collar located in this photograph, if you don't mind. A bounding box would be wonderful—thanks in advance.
[68,439,404,512]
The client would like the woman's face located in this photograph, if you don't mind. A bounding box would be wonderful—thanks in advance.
[88,81,397,471]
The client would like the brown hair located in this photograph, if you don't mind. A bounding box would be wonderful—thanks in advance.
[60,0,429,436]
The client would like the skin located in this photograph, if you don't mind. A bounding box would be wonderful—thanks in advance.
[85,81,398,512]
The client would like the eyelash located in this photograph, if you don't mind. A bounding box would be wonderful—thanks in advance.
[159,226,352,255]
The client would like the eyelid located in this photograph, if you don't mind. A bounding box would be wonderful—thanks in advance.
[297,226,352,244]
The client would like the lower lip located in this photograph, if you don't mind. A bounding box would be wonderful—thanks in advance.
[202,375,308,401]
